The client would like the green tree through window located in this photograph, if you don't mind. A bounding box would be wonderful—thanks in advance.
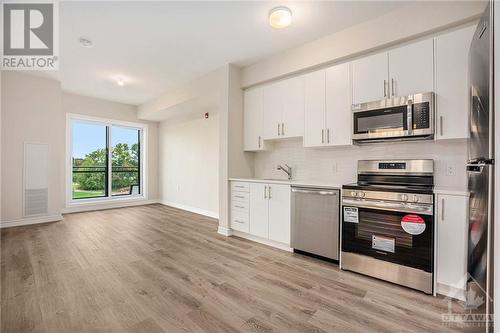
[72,120,141,199]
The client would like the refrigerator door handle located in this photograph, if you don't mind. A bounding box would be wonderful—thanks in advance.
[467,163,488,173]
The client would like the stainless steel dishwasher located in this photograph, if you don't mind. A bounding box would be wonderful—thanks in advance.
[291,187,340,260]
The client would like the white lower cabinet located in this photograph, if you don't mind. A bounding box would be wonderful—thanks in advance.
[249,183,270,238]
[268,184,291,244]
[436,193,468,299]
[230,182,250,232]
[231,181,291,246]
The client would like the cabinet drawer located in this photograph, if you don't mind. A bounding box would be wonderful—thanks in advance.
[231,182,250,193]
[231,200,249,212]
[231,191,249,203]
[231,211,249,232]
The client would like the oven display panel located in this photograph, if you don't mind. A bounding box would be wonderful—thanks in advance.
[378,162,406,170]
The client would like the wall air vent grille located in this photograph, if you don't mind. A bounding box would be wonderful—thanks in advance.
[24,143,49,216]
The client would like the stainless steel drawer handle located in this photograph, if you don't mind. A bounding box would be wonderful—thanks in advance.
[292,188,337,195]
[235,185,245,188]
[234,195,245,199]
[234,205,245,209]
[233,219,245,224]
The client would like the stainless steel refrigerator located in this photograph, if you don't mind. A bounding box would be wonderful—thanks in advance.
[466,2,494,329]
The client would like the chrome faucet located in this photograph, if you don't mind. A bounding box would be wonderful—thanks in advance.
[277,164,293,180]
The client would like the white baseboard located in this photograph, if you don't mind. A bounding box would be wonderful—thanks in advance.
[1,214,63,229]
[231,230,293,252]
[437,282,466,301]
[160,201,219,219]
[62,199,158,214]
[217,225,232,236]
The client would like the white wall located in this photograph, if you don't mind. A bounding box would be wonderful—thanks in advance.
[1,72,65,223]
[62,92,159,205]
[242,1,485,87]
[0,73,160,226]
[254,139,467,191]
[159,113,219,218]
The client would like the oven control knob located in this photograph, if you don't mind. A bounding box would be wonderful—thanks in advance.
[401,194,409,201]
[351,191,358,197]
[359,192,366,198]
[413,195,419,202]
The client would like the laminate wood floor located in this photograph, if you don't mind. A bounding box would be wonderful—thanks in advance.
[2,204,466,332]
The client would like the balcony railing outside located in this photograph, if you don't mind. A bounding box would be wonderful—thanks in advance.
[72,166,140,199]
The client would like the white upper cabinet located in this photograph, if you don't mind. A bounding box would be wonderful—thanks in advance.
[243,87,265,151]
[435,25,475,140]
[245,30,471,151]
[352,52,388,105]
[263,77,305,140]
[352,39,434,104]
[325,63,352,146]
[304,63,352,147]
[304,70,326,147]
[281,76,305,139]
[388,39,434,97]
[263,82,283,140]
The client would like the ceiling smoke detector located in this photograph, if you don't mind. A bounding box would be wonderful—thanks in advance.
[78,37,93,48]
[269,7,292,29]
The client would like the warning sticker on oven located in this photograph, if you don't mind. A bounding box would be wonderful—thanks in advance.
[372,235,395,253]
[343,207,358,223]
[401,214,426,235]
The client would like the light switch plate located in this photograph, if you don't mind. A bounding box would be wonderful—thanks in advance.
[445,164,456,176]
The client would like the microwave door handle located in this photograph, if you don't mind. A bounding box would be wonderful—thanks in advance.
[407,100,413,135]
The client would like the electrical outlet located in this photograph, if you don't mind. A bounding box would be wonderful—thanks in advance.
[445,164,456,176]
[332,162,338,173]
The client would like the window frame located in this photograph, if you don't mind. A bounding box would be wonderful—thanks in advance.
[66,114,148,206]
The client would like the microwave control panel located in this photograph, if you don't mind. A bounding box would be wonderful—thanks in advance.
[412,102,430,130]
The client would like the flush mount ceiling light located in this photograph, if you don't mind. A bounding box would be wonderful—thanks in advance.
[78,37,93,48]
[116,78,125,87]
[269,6,292,29]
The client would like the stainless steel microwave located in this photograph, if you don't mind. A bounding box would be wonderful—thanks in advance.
[352,92,434,143]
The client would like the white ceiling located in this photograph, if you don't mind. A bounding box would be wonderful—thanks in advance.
[40,1,412,106]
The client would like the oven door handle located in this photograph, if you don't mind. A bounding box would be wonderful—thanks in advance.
[342,198,433,215]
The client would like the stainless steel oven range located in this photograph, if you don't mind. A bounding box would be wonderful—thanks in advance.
[341,159,434,294]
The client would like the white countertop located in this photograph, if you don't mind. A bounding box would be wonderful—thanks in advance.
[229,178,343,189]
[229,178,470,196]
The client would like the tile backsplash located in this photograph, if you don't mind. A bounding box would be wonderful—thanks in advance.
[254,138,468,190]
